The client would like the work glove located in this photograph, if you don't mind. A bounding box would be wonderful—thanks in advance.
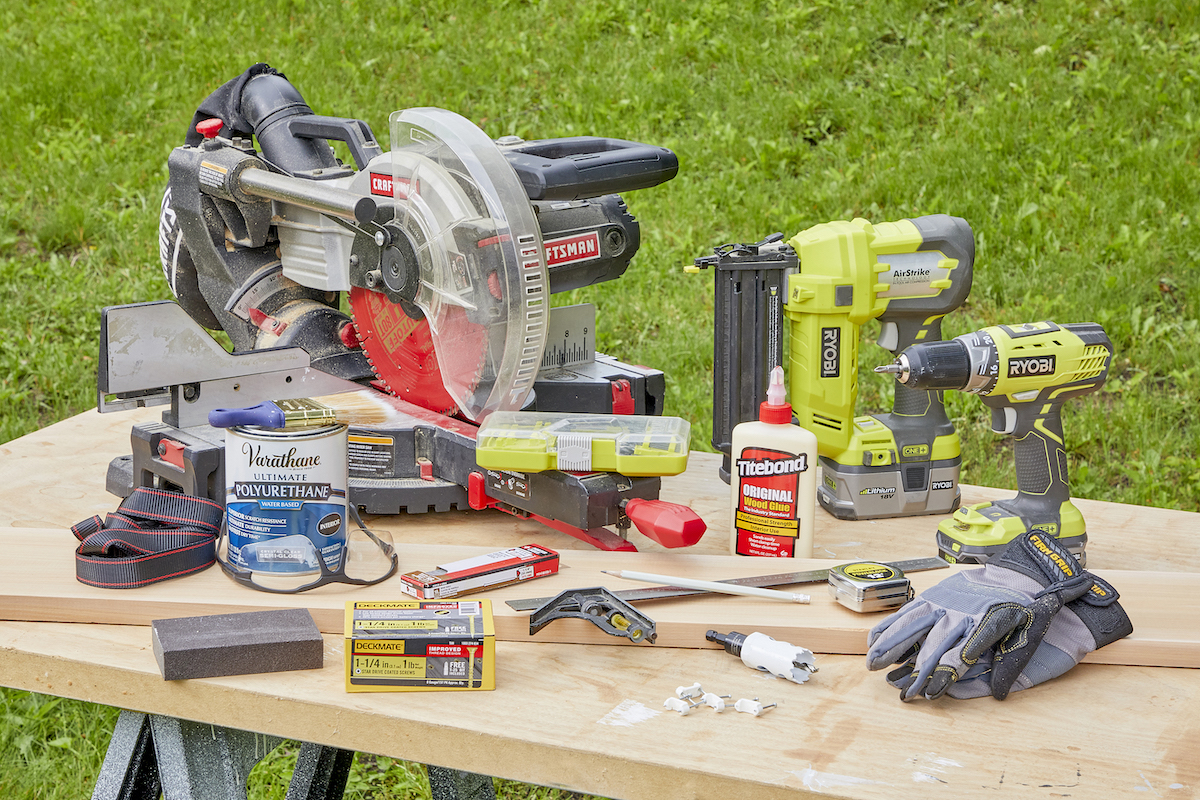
[866,531,1132,701]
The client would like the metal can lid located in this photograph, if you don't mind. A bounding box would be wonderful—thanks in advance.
[231,423,347,439]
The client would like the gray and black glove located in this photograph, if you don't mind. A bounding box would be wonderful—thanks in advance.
[866,531,1132,701]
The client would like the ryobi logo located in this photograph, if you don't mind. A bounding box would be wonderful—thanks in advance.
[821,328,841,378]
[1008,355,1056,378]
[931,480,954,491]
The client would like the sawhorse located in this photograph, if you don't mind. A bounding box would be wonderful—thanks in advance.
[91,710,496,800]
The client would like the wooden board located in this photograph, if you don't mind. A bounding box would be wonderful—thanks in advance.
[1,529,1194,668]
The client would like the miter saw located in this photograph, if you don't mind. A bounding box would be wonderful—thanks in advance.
[99,64,695,551]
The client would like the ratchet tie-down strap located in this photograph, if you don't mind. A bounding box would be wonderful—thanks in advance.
[70,488,223,588]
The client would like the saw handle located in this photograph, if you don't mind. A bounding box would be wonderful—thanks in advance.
[208,402,285,429]
[286,115,382,171]
[502,137,679,201]
[623,498,706,549]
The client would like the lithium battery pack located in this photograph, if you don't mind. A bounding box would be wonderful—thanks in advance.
[344,601,495,692]
[827,562,914,613]
[400,544,559,599]
[475,412,690,476]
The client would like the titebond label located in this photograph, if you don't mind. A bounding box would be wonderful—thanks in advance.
[733,447,807,557]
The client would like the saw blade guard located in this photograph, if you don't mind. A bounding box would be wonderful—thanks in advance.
[388,108,548,422]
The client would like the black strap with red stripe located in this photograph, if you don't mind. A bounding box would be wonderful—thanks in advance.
[70,488,223,588]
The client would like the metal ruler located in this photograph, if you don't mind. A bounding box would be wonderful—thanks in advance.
[505,556,948,612]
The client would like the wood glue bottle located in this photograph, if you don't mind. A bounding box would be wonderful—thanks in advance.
[730,366,818,558]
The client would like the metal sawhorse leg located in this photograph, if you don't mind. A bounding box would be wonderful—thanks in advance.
[91,710,496,800]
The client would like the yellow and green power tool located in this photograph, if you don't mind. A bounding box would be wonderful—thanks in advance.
[693,215,975,519]
[784,215,976,520]
[876,321,1114,564]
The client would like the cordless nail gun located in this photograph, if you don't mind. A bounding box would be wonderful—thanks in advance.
[698,215,975,520]
[876,321,1114,565]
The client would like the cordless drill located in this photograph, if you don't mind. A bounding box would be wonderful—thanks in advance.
[876,321,1114,565]
[785,215,975,520]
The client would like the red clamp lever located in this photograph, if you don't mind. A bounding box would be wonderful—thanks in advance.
[196,118,224,140]
[157,439,187,471]
[622,498,706,549]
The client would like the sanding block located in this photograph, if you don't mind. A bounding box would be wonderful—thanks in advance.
[151,608,324,680]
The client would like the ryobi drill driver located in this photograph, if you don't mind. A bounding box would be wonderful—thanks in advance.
[876,321,1114,564]
[785,215,975,520]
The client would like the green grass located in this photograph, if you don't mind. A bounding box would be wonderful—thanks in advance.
[2,0,1198,796]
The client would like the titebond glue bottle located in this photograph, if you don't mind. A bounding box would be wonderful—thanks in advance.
[730,366,818,557]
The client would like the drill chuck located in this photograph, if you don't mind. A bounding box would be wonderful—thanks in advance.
[878,340,972,390]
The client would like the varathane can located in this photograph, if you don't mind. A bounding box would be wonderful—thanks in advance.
[224,424,348,574]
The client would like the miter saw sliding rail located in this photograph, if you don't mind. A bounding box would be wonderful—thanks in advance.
[100,64,691,552]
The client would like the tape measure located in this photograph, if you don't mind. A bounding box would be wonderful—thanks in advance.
[827,561,913,613]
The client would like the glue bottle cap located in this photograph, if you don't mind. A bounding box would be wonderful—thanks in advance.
[760,366,793,424]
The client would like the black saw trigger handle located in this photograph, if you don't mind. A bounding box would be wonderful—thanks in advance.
[286,115,383,171]
[501,137,679,201]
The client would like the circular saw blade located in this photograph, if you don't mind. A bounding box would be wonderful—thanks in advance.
[349,108,548,422]
[349,286,475,416]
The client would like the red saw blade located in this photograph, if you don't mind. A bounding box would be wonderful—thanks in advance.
[348,286,487,417]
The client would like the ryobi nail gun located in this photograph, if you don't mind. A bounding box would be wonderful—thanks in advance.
[877,321,1114,564]
[695,215,975,520]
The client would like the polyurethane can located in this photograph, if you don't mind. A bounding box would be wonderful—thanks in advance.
[224,423,348,574]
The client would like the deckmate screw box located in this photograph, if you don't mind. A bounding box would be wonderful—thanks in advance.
[344,601,495,692]
[399,544,560,600]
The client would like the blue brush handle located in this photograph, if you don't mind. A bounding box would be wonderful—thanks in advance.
[208,402,285,429]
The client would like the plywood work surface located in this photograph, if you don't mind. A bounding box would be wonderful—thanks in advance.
[2,619,1197,800]
[1,407,1199,799]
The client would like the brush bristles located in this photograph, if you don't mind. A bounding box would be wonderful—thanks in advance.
[309,391,394,426]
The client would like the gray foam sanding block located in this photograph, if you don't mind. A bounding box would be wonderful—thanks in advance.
[151,608,324,681]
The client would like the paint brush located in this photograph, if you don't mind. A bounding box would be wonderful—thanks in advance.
[208,392,394,430]
[601,570,811,604]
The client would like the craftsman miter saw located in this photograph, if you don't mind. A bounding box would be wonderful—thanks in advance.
[100,64,695,551]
